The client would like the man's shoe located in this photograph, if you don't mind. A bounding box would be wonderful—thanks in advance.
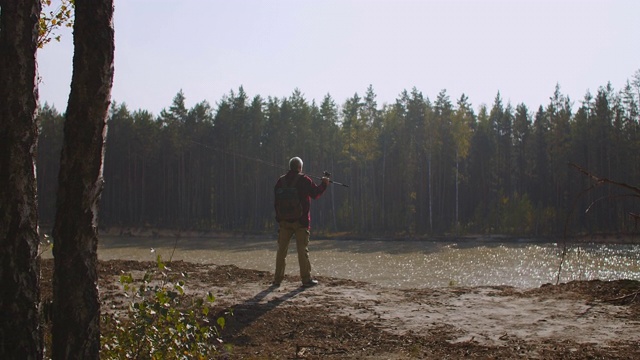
[302,279,318,287]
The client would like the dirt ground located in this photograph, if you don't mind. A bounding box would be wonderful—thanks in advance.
[40,259,640,359]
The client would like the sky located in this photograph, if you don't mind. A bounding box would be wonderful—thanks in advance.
[37,0,640,116]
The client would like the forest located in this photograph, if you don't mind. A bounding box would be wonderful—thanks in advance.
[5,2,640,359]
[36,74,640,237]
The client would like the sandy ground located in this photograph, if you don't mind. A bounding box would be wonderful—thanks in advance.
[41,259,640,359]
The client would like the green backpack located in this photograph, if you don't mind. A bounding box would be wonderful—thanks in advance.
[275,174,303,221]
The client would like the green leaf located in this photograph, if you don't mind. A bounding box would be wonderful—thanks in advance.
[216,317,225,329]
[119,273,134,284]
[156,254,166,270]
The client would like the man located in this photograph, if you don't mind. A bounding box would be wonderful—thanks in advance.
[273,157,329,287]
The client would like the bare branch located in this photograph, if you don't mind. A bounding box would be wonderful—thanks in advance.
[569,163,640,195]
[557,163,640,285]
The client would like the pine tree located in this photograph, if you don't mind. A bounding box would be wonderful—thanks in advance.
[51,1,115,357]
[0,1,44,358]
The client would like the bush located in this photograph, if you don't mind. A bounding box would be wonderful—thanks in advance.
[101,255,227,359]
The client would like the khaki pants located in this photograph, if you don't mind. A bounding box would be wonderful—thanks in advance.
[274,221,312,284]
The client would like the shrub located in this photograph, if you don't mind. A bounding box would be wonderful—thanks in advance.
[101,255,227,359]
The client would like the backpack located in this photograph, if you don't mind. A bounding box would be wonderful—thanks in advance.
[275,174,303,221]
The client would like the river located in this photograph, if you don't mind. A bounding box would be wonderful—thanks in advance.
[41,235,640,289]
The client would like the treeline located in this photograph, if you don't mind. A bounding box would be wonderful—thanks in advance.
[37,75,640,236]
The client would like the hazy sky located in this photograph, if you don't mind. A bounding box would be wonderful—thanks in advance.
[37,0,640,116]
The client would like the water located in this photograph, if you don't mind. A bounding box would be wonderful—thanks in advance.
[41,236,640,289]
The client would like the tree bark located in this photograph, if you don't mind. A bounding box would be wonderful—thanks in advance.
[0,1,43,359]
[51,0,114,359]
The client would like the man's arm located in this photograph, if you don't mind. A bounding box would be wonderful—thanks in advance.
[308,176,329,199]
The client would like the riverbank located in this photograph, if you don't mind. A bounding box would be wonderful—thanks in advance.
[94,226,640,245]
[40,258,640,359]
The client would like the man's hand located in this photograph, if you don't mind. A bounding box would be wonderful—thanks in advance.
[322,177,330,185]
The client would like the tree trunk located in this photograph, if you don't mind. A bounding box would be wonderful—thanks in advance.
[51,0,114,359]
[0,1,43,359]
[428,152,433,233]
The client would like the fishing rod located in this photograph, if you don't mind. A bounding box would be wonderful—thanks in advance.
[190,140,349,187]
[315,171,349,188]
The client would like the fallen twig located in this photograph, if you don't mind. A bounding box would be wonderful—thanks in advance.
[602,290,640,304]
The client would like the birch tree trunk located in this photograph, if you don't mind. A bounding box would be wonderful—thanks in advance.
[0,1,43,358]
[51,0,114,358]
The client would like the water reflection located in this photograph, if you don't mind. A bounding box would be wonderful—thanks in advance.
[41,236,640,289]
